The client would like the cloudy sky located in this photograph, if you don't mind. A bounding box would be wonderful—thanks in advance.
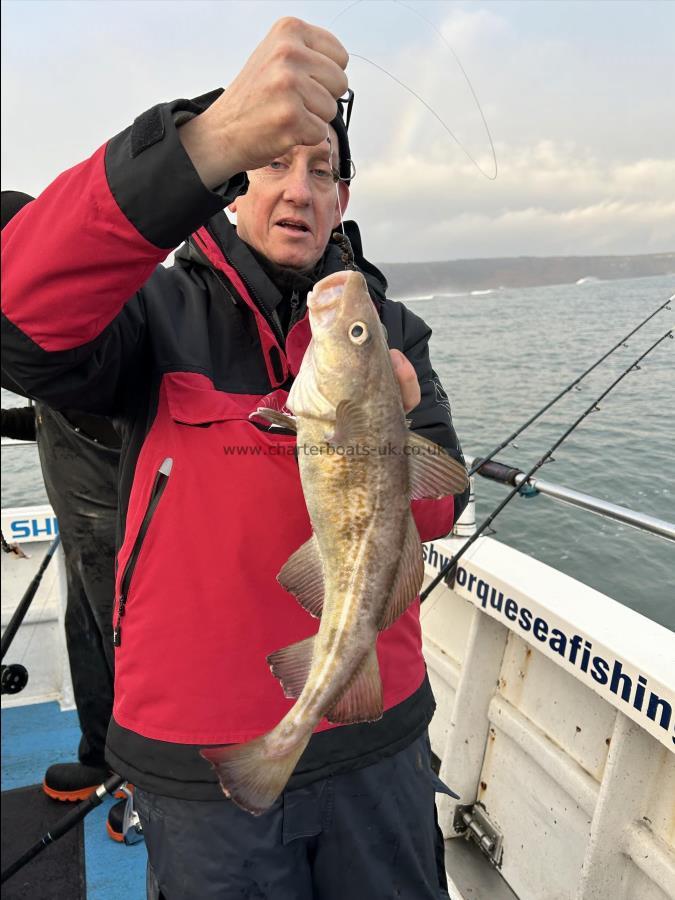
[2,0,674,262]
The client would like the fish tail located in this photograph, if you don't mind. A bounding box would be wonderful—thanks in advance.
[200,729,310,816]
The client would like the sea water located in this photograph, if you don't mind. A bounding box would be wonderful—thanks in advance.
[408,273,674,630]
[2,274,673,629]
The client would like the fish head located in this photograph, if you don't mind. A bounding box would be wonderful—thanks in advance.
[289,271,392,417]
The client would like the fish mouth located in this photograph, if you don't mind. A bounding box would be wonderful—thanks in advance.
[307,271,351,312]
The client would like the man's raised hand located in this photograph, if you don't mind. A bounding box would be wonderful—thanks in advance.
[179,18,349,189]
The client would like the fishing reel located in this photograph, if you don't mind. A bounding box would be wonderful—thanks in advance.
[1,663,29,695]
[118,785,144,845]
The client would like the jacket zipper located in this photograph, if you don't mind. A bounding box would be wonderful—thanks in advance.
[191,232,286,348]
[113,457,173,648]
[235,261,286,347]
[288,289,302,331]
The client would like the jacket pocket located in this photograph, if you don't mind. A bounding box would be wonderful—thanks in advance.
[164,372,252,425]
[113,457,172,648]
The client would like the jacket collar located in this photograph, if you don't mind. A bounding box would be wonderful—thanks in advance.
[176,211,388,316]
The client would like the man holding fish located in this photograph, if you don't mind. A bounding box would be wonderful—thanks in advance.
[2,16,469,900]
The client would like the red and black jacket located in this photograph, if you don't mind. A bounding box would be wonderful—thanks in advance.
[1,94,468,799]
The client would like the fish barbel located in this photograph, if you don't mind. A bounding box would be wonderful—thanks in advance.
[201,270,468,814]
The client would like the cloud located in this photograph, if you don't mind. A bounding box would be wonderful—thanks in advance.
[350,145,675,259]
[439,6,510,50]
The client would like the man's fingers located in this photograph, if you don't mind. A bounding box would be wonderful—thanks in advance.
[288,18,350,71]
[294,107,336,150]
[390,350,421,414]
[304,47,349,103]
[297,79,341,135]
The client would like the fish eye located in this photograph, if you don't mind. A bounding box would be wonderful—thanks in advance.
[349,322,369,344]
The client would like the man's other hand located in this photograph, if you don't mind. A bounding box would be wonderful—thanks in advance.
[390,350,421,414]
[179,18,349,189]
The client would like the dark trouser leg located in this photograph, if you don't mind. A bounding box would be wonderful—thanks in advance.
[36,405,118,768]
[311,732,446,900]
[135,789,314,900]
[63,554,115,768]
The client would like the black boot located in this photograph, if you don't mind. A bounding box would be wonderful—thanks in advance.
[106,798,127,842]
[43,761,111,801]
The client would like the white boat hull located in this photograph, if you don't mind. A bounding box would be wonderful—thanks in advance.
[422,535,674,900]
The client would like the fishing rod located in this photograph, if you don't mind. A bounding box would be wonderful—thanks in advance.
[0,773,125,885]
[468,294,673,478]
[1,533,61,662]
[1,533,61,695]
[420,328,673,602]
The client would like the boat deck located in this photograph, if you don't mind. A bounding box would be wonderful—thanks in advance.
[1,700,147,898]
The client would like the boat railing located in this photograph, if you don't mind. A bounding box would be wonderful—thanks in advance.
[459,453,675,542]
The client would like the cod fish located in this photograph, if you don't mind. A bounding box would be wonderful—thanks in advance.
[201,270,468,814]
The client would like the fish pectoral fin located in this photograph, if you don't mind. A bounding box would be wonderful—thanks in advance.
[277,534,325,618]
[407,432,469,499]
[200,729,310,816]
[327,399,370,447]
[267,635,315,699]
[325,647,383,725]
[250,407,298,432]
[379,515,424,630]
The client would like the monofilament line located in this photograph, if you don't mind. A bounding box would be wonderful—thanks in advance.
[329,0,498,179]
[327,130,347,238]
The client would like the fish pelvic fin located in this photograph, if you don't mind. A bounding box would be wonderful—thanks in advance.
[277,534,325,618]
[200,730,310,816]
[267,635,315,699]
[407,432,469,499]
[325,647,383,725]
[379,515,424,630]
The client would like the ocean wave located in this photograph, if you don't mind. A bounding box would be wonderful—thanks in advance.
[392,291,469,303]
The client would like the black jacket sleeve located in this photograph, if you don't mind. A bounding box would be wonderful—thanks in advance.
[1,406,37,441]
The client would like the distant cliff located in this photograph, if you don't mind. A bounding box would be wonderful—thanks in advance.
[377,252,675,298]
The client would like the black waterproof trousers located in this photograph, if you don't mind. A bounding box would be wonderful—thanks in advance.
[36,405,120,767]
[135,731,452,900]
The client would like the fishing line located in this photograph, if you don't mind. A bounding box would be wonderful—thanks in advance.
[326,129,356,269]
[420,328,673,602]
[468,294,673,478]
[328,0,498,179]
[327,130,348,234]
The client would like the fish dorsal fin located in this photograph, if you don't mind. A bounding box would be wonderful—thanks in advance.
[407,432,469,499]
[267,635,315,699]
[325,647,383,724]
[328,399,370,446]
[250,407,297,431]
[378,515,424,631]
[277,534,325,618]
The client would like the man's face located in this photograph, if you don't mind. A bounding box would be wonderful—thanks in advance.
[230,128,350,271]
